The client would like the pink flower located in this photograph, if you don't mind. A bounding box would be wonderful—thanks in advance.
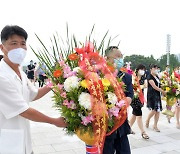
[81,115,94,126]
[127,69,133,75]
[69,100,76,109]
[57,84,64,90]
[63,65,75,78]
[109,106,120,117]
[63,100,69,106]
[61,92,67,98]
[59,60,65,66]
[63,100,76,109]
[46,79,53,88]
[116,100,125,108]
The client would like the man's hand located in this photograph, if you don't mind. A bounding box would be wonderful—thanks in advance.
[52,117,67,127]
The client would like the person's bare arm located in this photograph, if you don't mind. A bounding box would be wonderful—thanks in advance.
[20,108,67,127]
[33,86,51,101]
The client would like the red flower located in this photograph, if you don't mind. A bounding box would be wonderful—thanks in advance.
[172,88,176,93]
[53,70,62,78]
[68,53,79,60]
[75,47,85,54]
[85,41,94,53]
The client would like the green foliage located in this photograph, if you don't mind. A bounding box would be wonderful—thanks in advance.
[124,54,158,70]
[158,54,180,71]
[124,54,180,71]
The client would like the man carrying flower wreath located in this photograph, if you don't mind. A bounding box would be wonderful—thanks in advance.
[0,25,67,154]
[103,46,133,154]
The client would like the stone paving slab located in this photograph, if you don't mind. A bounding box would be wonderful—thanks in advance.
[30,92,180,154]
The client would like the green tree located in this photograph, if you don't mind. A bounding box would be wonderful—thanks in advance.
[158,54,180,70]
[124,54,158,70]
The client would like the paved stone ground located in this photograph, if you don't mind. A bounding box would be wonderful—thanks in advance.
[30,91,180,154]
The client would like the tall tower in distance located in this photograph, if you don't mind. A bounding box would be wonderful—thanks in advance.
[166,34,171,66]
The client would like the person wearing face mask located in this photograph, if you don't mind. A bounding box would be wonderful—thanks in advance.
[146,64,166,132]
[0,25,67,154]
[103,46,133,154]
[27,60,35,83]
[129,64,149,139]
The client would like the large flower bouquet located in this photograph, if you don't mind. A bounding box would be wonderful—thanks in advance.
[161,71,180,116]
[132,73,144,103]
[31,29,128,153]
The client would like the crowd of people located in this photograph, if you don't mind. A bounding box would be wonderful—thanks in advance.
[25,60,48,87]
[128,64,180,139]
[0,25,179,154]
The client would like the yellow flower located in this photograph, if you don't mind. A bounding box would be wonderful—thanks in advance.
[102,78,110,87]
[104,86,108,91]
[166,87,170,92]
[107,104,114,109]
[80,80,89,89]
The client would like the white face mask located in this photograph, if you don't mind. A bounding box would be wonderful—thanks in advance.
[138,70,145,76]
[154,69,159,75]
[8,48,26,64]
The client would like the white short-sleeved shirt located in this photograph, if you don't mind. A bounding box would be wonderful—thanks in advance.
[0,60,38,154]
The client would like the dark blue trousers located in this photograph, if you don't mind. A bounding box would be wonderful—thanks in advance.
[103,132,131,154]
[103,119,131,154]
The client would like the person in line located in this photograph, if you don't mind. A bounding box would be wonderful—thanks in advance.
[27,60,35,82]
[0,25,67,154]
[146,64,166,132]
[35,62,47,87]
[129,64,149,139]
[103,46,133,154]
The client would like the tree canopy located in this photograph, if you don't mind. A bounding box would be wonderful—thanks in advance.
[124,54,180,71]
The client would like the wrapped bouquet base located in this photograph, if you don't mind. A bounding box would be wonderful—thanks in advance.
[86,145,98,154]
[76,129,96,145]
[162,98,176,117]
[76,130,99,154]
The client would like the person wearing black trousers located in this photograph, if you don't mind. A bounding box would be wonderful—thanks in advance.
[103,46,133,154]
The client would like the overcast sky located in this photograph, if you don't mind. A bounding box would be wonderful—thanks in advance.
[0,0,180,63]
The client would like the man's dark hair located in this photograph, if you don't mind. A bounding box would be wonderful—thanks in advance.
[1,25,28,43]
[0,55,3,61]
[105,46,118,56]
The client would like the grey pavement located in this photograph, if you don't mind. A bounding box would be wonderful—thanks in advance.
[30,91,180,154]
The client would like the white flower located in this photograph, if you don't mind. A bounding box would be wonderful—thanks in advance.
[78,92,91,110]
[107,92,118,105]
[176,90,180,96]
[64,76,79,92]
[73,67,81,73]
